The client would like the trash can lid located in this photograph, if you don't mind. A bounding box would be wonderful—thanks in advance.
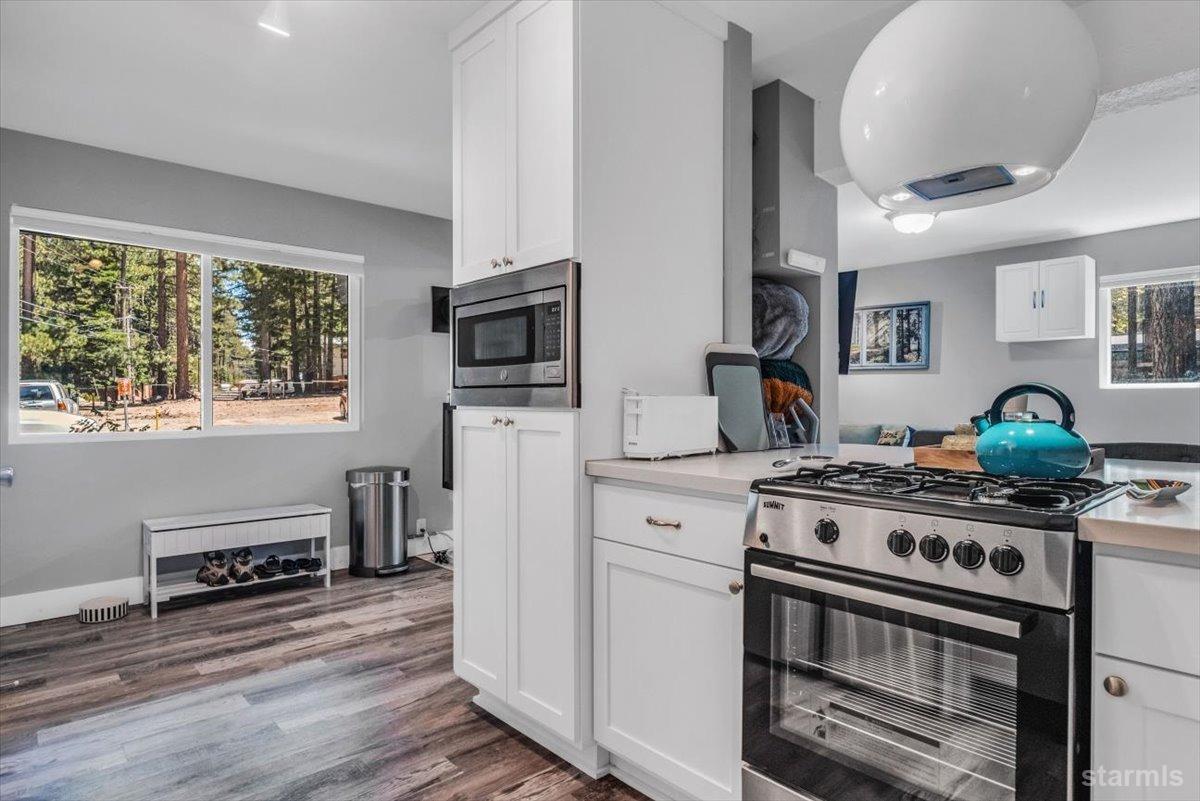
[346,465,409,483]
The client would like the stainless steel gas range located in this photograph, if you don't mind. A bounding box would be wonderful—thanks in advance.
[740,461,1125,801]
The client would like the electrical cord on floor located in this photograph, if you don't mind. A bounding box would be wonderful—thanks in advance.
[424,528,453,564]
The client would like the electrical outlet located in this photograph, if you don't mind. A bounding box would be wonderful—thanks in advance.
[417,517,427,535]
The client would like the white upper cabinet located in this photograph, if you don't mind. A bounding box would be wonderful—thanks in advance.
[453,0,576,286]
[453,17,508,286]
[508,0,575,272]
[995,255,1095,342]
[995,261,1040,341]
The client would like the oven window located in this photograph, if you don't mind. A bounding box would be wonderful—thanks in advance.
[457,306,536,367]
[771,594,1016,801]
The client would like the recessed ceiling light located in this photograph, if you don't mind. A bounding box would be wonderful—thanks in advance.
[886,211,937,234]
[258,0,290,37]
[890,191,912,202]
[1011,165,1038,177]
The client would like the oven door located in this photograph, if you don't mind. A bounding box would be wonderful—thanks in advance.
[743,549,1072,801]
[454,287,565,388]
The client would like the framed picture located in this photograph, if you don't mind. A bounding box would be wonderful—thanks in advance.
[848,301,931,370]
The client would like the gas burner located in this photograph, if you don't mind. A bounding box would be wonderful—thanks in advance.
[822,473,915,493]
[971,486,1075,509]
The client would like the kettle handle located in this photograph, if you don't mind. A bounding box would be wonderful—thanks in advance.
[987,383,1076,431]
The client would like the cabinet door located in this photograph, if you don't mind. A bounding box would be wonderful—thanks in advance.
[452,409,508,697]
[452,18,508,286]
[505,410,578,739]
[1038,255,1094,339]
[1092,654,1200,800]
[594,539,743,801]
[506,0,576,271]
[995,261,1040,341]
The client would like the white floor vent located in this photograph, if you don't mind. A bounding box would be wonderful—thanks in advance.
[79,596,129,624]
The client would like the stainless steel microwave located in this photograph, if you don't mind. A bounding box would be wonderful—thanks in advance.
[450,260,579,408]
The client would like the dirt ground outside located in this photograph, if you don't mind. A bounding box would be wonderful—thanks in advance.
[87,396,345,431]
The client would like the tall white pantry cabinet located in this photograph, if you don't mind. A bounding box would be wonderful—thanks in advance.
[450,0,727,783]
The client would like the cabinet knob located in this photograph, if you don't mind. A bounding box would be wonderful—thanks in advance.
[502,256,513,267]
[729,580,744,595]
[502,417,514,426]
[490,258,501,269]
[645,516,682,530]
[1103,675,1128,697]
[491,416,501,426]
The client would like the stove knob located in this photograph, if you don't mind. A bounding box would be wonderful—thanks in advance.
[989,545,1025,576]
[814,518,840,544]
[758,532,770,548]
[953,540,986,570]
[919,534,948,563]
[887,529,915,557]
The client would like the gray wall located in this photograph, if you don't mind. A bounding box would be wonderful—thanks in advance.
[839,219,1200,444]
[752,81,839,440]
[0,129,452,598]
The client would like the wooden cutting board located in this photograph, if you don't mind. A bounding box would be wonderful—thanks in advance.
[913,445,982,471]
[913,445,1106,474]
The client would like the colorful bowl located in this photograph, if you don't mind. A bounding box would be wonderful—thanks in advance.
[1125,479,1192,502]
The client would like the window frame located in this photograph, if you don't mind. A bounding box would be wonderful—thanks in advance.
[1098,266,1200,391]
[847,300,932,371]
[7,206,364,444]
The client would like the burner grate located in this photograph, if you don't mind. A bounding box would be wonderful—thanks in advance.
[769,462,1119,514]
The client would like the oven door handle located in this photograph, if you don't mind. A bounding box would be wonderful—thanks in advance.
[750,563,1026,639]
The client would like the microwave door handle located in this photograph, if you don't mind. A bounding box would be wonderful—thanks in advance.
[749,563,1026,639]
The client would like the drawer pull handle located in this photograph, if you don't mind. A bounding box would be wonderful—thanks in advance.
[645,515,682,530]
[1103,675,1128,697]
[729,580,744,595]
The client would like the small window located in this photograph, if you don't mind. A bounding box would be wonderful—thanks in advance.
[847,302,931,370]
[17,231,201,434]
[1100,268,1199,388]
[212,259,350,428]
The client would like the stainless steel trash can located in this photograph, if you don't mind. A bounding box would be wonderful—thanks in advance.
[346,466,411,577]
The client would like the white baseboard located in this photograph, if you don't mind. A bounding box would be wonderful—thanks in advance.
[0,575,144,628]
[1,541,441,628]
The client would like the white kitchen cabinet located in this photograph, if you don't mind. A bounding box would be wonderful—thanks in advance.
[593,527,743,800]
[452,408,579,741]
[995,255,1095,342]
[452,0,576,286]
[452,17,508,286]
[505,409,578,737]
[452,408,509,697]
[1092,654,1200,801]
[995,261,1040,341]
[1091,547,1200,800]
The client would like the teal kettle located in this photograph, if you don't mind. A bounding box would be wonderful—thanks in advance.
[971,383,1091,479]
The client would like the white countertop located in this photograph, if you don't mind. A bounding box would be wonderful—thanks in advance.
[586,448,1200,555]
[585,444,913,497]
[1079,459,1200,556]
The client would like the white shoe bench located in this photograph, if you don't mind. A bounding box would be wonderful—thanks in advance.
[142,504,332,618]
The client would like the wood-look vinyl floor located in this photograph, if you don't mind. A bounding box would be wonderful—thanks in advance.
[0,562,645,801]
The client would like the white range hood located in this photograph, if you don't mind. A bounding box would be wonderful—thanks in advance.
[841,0,1100,229]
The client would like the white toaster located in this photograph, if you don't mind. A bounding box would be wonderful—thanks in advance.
[622,395,719,460]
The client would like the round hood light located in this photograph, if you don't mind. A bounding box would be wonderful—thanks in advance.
[887,211,937,234]
[841,0,1098,215]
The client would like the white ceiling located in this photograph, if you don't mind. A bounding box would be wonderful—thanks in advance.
[2,0,1197,262]
[0,0,485,219]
